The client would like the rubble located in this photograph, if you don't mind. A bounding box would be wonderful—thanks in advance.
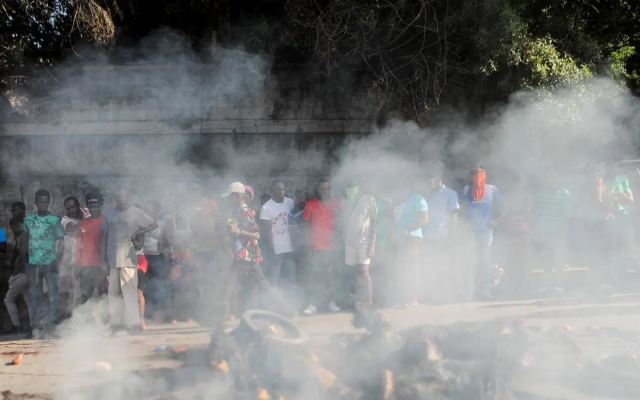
[145,306,640,399]
[6,354,23,366]
[201,307,536,399]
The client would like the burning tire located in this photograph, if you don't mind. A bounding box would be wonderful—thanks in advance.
[238,310,307,346]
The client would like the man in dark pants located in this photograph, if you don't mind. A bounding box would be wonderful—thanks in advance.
[222,182,295,318]
[460,165,504,301]
[75,190,108,307]
[301,179,342,315]
[23,189,65,338]
[423,173,459,303]
[259,180,296,288]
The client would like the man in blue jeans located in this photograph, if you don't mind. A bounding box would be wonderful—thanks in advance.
[460,166,504,301]
[393,186,428,308]
[23,189,65,338]
[260,180,296,289]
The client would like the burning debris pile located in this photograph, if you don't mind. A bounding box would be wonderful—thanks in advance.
[206,307,538,400]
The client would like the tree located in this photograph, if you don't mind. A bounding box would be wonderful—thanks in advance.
[1,0,638,122]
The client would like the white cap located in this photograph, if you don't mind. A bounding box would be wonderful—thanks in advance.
[221,182,246,198]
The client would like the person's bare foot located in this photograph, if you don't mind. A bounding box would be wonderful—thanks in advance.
[140,322,148,331]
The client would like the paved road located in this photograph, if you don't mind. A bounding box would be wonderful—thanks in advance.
[2,294,640,399]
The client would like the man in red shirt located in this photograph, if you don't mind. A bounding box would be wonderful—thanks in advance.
[74,189,107,306]
[301,179,341,315]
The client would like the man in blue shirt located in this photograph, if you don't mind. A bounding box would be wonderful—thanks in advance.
[460,166,503,300]
[393,186,428,307]
[423,173,459,303]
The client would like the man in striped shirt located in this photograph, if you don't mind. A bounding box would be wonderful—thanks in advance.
[533,175,571,294]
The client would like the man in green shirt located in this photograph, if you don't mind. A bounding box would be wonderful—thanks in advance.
[23,189,65,337]
[601,162,636,292]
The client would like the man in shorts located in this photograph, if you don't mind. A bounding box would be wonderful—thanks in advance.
[101,185,158,333]
[341,182,377,305]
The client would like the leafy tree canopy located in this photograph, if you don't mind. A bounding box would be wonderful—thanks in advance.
[1,0,639,123]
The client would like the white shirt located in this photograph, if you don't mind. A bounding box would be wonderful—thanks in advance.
[260,198,294,254]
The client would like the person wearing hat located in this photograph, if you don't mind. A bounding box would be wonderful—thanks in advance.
[222,182,295,318]
[74,189,108,307]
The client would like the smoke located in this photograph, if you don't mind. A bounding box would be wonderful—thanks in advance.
[3,28,640,399]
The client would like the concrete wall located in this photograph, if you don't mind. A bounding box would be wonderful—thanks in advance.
[0,65,375,242]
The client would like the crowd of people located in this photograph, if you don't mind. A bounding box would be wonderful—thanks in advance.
[0,160,637,338]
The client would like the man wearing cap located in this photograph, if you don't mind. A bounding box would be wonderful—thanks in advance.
[74,189,108,307]
[222,182,294,317]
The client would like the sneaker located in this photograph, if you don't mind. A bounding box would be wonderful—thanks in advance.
[328,301,341,313]
[302,304,317,315]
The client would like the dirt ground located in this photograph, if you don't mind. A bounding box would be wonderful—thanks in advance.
[2,294,640,399]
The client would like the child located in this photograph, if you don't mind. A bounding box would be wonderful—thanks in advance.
[132,232,148,330]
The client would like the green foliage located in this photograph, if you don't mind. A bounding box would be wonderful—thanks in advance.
[1,0,639,121]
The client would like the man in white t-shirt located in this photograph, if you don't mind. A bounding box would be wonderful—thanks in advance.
[342,181,377,305]
[260,180,296,287]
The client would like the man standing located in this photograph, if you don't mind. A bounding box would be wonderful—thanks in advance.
[302,179,341,315]
[342,182,377,305]
[75,190,107,306]
[533,175,571,294]
[101,185,158,332]
[259,180,296,287]
[222,182,294,317]
[189,182,219,267]
[601,162,636,292]
[23,189,64,337]
[4,217,31,334]
[142,200,169,321]
[423,173,459,303]
[460,166,504,300]
[394,185,429,308]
